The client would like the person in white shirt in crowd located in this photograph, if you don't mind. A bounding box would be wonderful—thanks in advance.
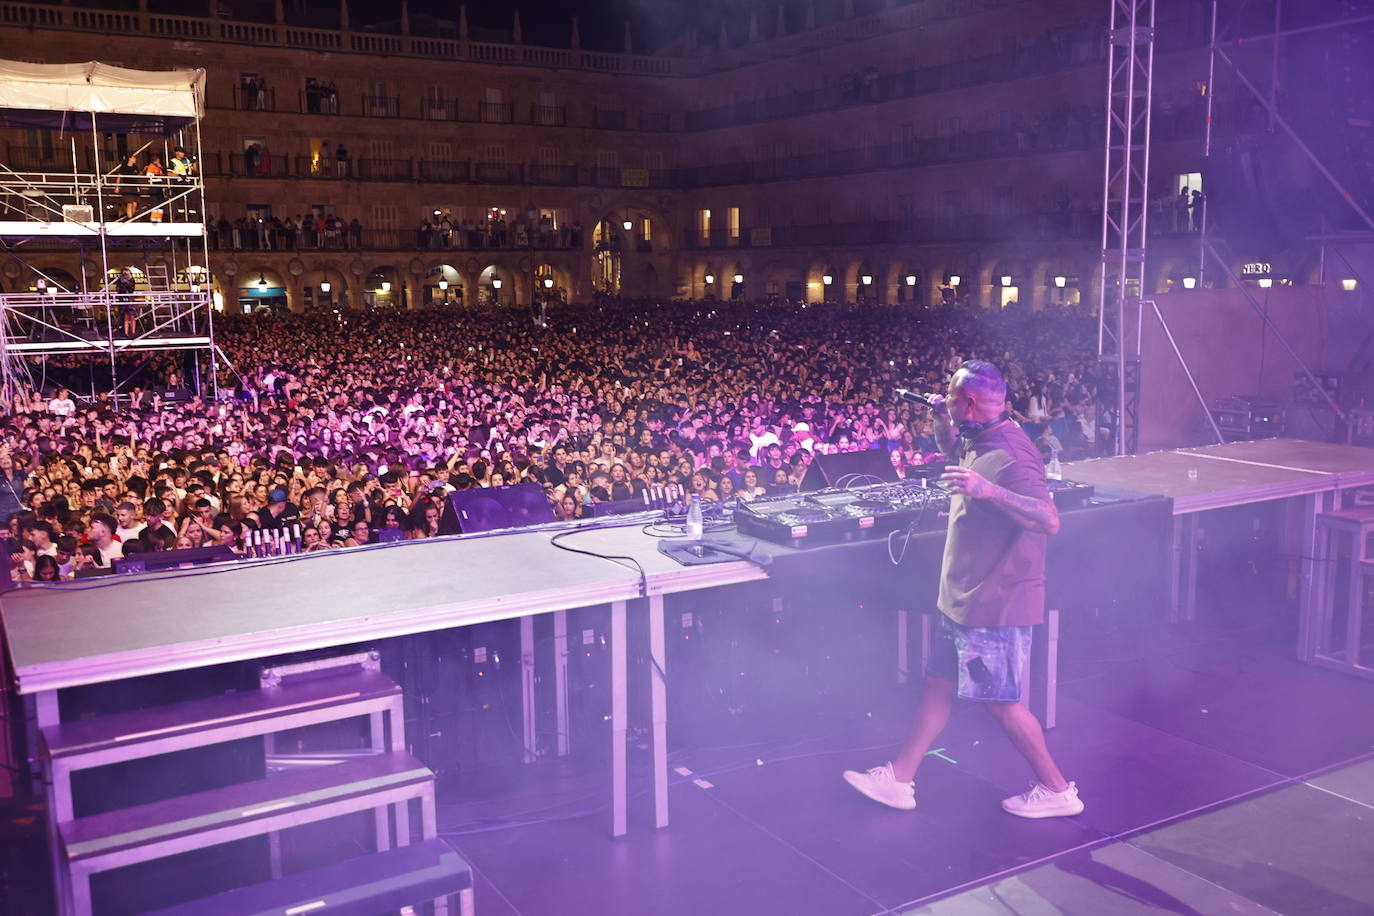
[114,501,145,544]
[47,388,76,418]
[88,514,124,567]
[30,521,58,558]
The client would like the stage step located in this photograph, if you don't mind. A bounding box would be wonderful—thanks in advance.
[141,838,473,916]
[60,751,437,916]
[42,668,403,781]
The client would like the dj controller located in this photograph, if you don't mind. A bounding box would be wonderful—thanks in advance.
[733,477,1096,548]
[734,480,951,547]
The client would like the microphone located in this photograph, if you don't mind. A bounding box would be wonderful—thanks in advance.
[895,388,937,407]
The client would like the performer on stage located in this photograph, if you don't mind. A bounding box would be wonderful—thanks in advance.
[844,360,1083,818]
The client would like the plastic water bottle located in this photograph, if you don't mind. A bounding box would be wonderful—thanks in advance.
[1047,449,1063,481]
[685,494,704,541]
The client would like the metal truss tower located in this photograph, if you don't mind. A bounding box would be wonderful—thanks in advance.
[1098,0,1156,456]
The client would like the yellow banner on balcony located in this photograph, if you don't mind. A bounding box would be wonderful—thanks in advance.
[750,227,772,247]
[620,168,649,187]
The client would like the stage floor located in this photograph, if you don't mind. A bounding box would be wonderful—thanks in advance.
[423,623,1374,916]
[418,618,1374,916]
[3,608,1373,914]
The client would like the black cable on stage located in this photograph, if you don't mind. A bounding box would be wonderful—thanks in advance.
[548,525,648,598]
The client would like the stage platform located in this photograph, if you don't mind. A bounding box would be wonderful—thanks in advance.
[0,521,765,696]
[6,439,1365,698]
[1063,438,1374,514]
[1069,438,1374,628]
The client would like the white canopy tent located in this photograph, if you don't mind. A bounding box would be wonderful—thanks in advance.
[0,59,205,133]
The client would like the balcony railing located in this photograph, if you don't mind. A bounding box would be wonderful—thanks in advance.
[420,99,462,121]
[356,157,412,180]
[680,213,1099,250]
[531,104,567,126]
[228,152,290,178]
[637,111,669,132]
[418,160,471,183]
[301,85,343,114]
[208,226,585,253]
[473,162,520,184]
[233,85,277,111]
[526,164,578,186]
[589,167,622,187]
[292,154,343,179]
[362,95,401,118]
[593,109,627,130]
[479,101,514,124]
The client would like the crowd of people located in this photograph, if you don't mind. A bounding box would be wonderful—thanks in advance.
[2,298,1099,582]
[210,213,365,251]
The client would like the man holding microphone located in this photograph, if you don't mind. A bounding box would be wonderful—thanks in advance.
[843,360,1083,819]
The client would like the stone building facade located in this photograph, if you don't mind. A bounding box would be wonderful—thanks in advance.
[0,0,1288,314]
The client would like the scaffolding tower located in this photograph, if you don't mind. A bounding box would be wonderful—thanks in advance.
[1097,0,1155,457]
[1098,1,1374,454]
[0,59,216,403]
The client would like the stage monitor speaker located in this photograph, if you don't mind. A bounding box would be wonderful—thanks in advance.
[112,544,237,574]
[158,387,193,403]
[591,498,652,518]
[443,482,555,535]
[799,449,899,492]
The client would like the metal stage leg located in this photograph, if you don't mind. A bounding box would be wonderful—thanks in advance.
[1298,492,1331,662]
[1171,515,1200,623]
[648,594,668,830]
[70,866,91,916]
[35,690,73,916]
[896,610,909,684]
[1032,610,1060,730]
[1348,554,1365,667]
[610,599,627,838]
[386,695,409,843]
[520,616,537,763]
[370,709,397,850]
[554,610,570,757]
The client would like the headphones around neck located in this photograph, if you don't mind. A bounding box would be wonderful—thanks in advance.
[958,411,1010,439]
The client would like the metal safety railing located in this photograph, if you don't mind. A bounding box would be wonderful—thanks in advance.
[0,169,204,226]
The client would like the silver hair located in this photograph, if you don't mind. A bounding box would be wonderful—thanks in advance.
[955,359,1007,402]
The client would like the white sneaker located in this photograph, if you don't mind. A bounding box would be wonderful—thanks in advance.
[842,762,916,811]
[1001,781,1084,819]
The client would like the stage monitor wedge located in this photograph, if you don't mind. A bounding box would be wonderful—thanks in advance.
[443,482,556,534]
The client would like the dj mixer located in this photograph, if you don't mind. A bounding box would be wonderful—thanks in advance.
[733,477,1095,547]
[733,480,950,547]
